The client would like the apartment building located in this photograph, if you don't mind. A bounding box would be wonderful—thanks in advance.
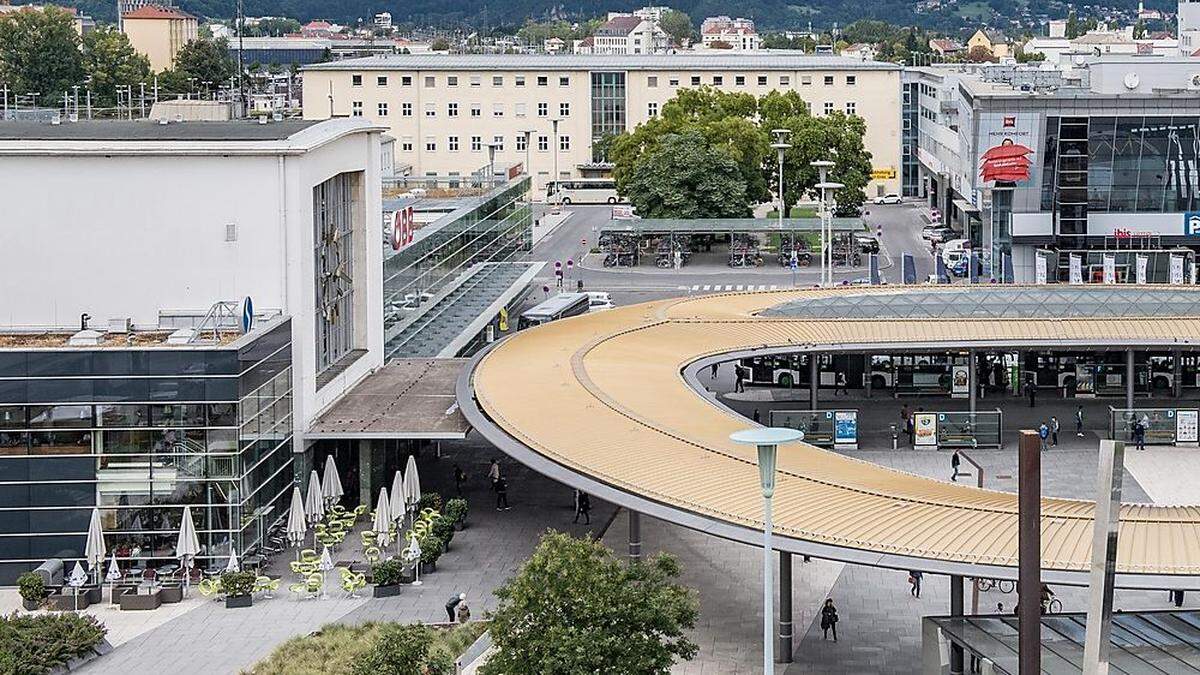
[122,4,198,71]
[301,54,902,198]
[584,15,671,55]
[700,16,760,51]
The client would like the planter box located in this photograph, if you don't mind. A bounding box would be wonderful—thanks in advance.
[159,584,184,604]
[21,597,40,611]
[118,589,161,611]
[400,565,416,584]
[82,586,103,604]
[372,584,401,598]
[419,560,437,575]
[48,591,91,611]
[225,594,253,608]
[111,583,139,604]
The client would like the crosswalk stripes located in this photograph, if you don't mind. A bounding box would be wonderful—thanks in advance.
[769,285,778,290]
[703,285,712,291]
[724,285,733,291]
[735,285,744,291]
[691,285,700,291]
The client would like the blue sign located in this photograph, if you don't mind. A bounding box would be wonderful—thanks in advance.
[834,411,858,445]
[241,296,254,334]
[1187,212,1200,236]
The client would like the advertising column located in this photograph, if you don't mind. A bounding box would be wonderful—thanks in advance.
[1135,255,1148,284]
[1102,254,1116,284]
[1170,254,1185,284]
[1035,251,1049,284]
[1069,254,1083,284]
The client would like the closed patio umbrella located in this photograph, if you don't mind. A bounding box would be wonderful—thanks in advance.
[68,561,87,610]
[84,508,106,586]
[372,488,392,548]
[321,456,344,505]
[176,506,201,594]
[305,470,325,524]
[404,455,421,513]
[285,486,307,556]
[105,552,121,603]
[225,547,240,573]
[389,470,406,524]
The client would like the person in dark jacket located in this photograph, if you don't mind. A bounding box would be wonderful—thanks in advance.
[495,476,510,510]
[573,492,591,524]
[820,598,839,641]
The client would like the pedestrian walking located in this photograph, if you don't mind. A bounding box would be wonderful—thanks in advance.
[1133,419,1147,451]
[909,570,923,598]
[820,599,839,641]
[453,464,467,496]
[752,409,761,424]
[711,363,719,379]
[734,365,745,393]
[835,372,848,396]
[1075,405,1085,437]
[456,600,471,623]
[573,492,591,524]
[495,476,510,510]
[488,458,501,492]
[905,413,915,447]
[1038,422,1050,452]
[950,451,961,481]
[1050,416,1060,447]
[1028,379,1037,408]
[445,593,465,622]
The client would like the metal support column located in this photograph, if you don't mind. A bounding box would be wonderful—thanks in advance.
[1174,349,1183,399]
[357,439,372,506]
[1126,349,1135,410]
[1083,440,1125,675]
[950,575,965,675]
[968,349,977,415]
[779,551,793,663]
[810,356,819,409]
[1018,430,1042,675]
[628,510,642,561]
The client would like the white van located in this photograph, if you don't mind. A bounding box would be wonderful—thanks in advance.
[586,291,614,312]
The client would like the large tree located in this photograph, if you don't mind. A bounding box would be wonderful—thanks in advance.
[622,131,751,218]
[82,28,151,107]
[172,38,235,87]
[0,7,83,102]
[659,9,694,45]
[483,532,699,674]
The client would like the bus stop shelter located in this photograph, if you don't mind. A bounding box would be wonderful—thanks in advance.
[599,217,866,238]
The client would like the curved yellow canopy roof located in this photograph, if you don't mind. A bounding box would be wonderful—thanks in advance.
[466,287,1200,582]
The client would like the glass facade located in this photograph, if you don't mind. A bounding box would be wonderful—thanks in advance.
[901,82,921,197]
[314,172,360,373]
[590,72,626,163]
[382,177,532,346]
[0,320,294,583]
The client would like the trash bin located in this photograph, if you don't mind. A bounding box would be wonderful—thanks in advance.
[890,424,898,450]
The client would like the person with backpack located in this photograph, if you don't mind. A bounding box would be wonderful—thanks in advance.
[950,451,962,482]
[1075,405,1085,437]
[573,491,591,524]
[1050,416,1060,447]
[1038,422,1049,451]
[495,475,510,510]
[820,598,840,641]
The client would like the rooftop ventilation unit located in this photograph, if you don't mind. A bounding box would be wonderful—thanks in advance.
[166,328,197,345]
[107,318,132,334]
[67,329,105,346]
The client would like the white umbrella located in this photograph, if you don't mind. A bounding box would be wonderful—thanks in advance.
[105,553,121,603]
[372,488,393,548]
[176,506,201,593]
[305,470,325,524]
[389,470,406,524]
[68,562,87,610]
[84,508,106,585]
[318,545,334,600]
[404,455,421,512]
[321,456,344,505]
[225,547,240,573]
[285,487,308,555]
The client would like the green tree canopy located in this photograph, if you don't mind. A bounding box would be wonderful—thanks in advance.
[659,9,694,44]
[623,130,751,218]
[483,532,699,674]
[82,28,151,107]
[172,38,235,87]
[0,7,83,101]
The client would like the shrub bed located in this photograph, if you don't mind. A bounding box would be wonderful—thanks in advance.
[248,621,486,675]
[0,611,107,675]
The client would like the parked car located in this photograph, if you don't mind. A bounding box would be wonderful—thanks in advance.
[586,291,614,312]
[873,193,902,205]
[927,228,958,245]
[853,233,880,253]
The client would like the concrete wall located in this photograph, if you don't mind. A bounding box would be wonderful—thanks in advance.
[124,17,196,71]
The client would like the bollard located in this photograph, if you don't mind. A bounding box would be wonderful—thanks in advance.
[891,424,898,450]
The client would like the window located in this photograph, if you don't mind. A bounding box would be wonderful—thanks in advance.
[448,136,459,151]
[351,74,362,86]
[846,75,856,86]
[425,136,436,151]
[516,134,527,151]
[780,76,791,86]
[377,102,388,116]
[402,102,412,117]
[401,136,413,152]
[845,101,856,115]
[537,102,548,117]
[448,102,458,117]
[648,101,658,117]
[515,102,527,117]
[560,102,570,117]
[735,75,745,86]
[401,76,412,86]
[669,77,679,86]
[470,75,481,87]
[824,101,834,115]
[351,101,362,117]
[313,173,356,372]
[559,76,569,86]
[824,75,834,86]
[376,76,388,86]
[559,135,570,151]
[515,75,525,86]
[757,75,767,86]
[648,76,658,87]
[493,75,503,86]
[800,75,811,85]
[493,103,504,117]
[691,76,701,86]
[713,75,723,85]
[537,76,548,86]
[538,135,549,151]
[470,136,482,151]
[493,135,504,151]
[447,76,458,86]
[470,104,481,118]
[424,76,435,87]
[424,103,435,117]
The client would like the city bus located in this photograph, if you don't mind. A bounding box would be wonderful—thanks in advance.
[517,292,591,329]
[546,179,622,205]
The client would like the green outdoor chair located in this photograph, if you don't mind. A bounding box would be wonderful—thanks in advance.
[300,548,318,563]
[353,504,369,520]
[339,569,366,598]
[364,546,382,564]
[255,576,280,599]
[361,530,377,548]
[198,577,224,599]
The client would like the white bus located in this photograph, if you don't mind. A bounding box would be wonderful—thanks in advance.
[547,179,623,205]
[518,292,591,329]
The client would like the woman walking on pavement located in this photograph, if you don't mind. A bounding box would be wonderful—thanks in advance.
[820,598,839,641]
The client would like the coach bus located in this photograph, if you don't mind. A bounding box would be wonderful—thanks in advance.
[518,292,591,330]
[546,179,622,205]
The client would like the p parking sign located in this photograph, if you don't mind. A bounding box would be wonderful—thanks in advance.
[1186,212,1200,236]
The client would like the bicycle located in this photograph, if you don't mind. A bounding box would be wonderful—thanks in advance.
[973,578,1015,593]
[1043,597,1062,614]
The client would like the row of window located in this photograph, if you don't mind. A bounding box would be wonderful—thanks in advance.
[398,135,570,153]
[352,73,572,88]
[646,74,857,88]
[645,100,854,117]
[352,101,573,119]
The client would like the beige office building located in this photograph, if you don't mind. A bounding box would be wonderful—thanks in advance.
[123,5,197,72]
[302,54,902,198]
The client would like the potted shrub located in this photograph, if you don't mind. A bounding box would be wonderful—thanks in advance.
[221,571,256,608]
[419,534,443,574]
[372,558,404,597]
[431,515,455,551]
[418,492,443,513]
[444,498,469,530]
[18,572,45,611]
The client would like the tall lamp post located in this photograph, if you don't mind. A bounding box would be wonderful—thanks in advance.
[550,118,563,206]
[771,130,793,276]
[811,160,843,287]
[730,427,805,671]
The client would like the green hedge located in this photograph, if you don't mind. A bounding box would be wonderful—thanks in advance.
[248,621,486,675]
[0,612,107,675]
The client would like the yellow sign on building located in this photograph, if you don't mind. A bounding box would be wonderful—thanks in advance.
[871,168,897,180]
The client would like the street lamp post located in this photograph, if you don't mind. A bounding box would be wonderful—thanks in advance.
[811,160,843,286]
[730,427,805,671]
[771,130,793,284]
[550,118,563,205]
